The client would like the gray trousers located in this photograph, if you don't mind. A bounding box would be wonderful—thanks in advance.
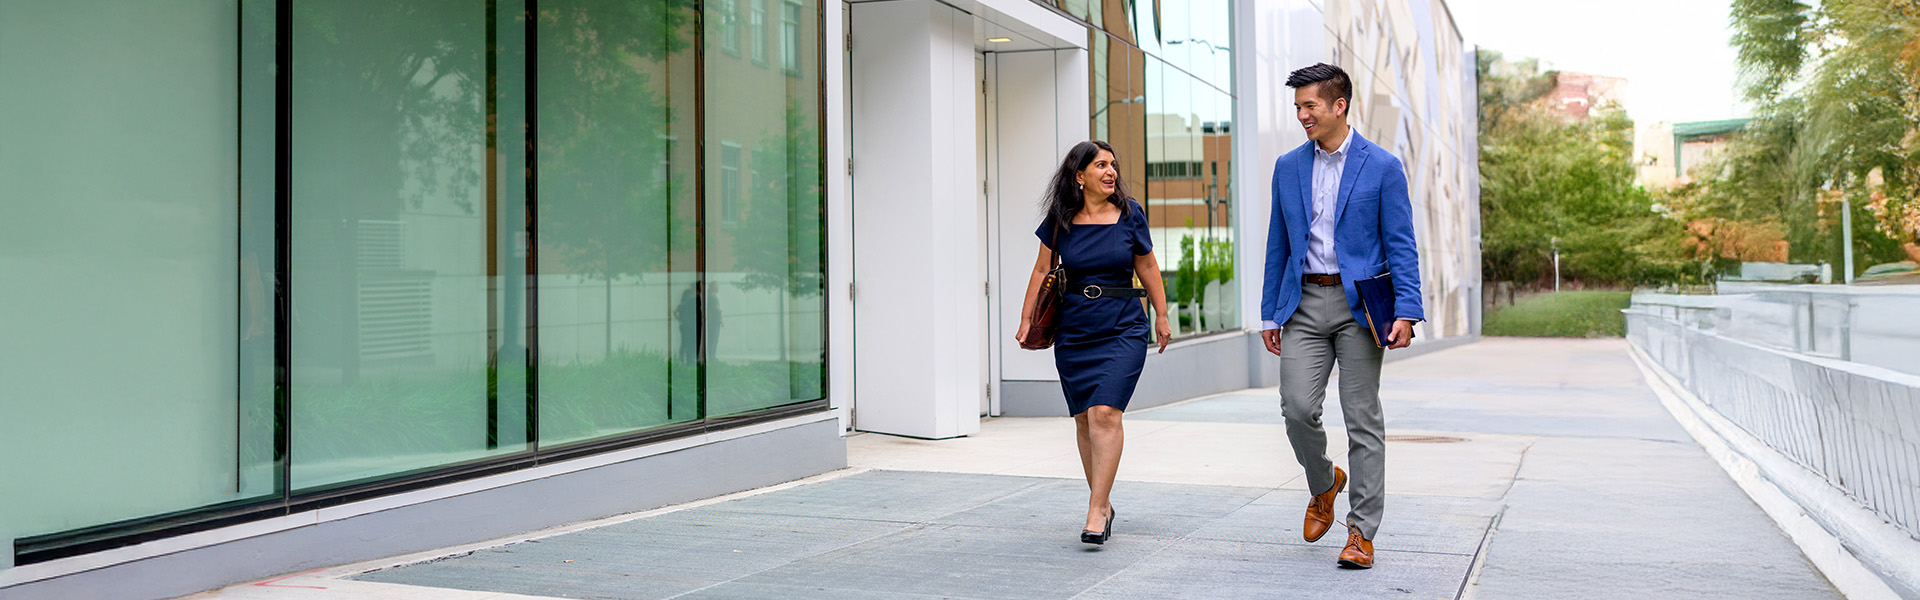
[1280,281,1386,539]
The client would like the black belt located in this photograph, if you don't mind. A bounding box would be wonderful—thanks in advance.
[1303,273,1342,286]
[1074,284,1147,298]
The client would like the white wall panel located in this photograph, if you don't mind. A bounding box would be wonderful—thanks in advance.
[849,0,979,438]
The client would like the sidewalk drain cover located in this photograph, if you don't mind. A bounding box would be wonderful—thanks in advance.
[1386,435,1468,443]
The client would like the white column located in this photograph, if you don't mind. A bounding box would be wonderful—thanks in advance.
[826,1,851,433]
[850,0,981,439]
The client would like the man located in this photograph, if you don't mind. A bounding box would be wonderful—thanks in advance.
[1260,63,1423,569]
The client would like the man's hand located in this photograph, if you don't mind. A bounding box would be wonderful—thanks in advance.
[1261,328,1283,356]
[1386,319,1414,350]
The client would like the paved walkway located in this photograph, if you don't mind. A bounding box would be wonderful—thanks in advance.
[184,338,1839,599]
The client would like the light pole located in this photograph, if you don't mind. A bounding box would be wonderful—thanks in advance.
[1092,95,1144,120]
[1551,236,1561,293]
[1841,192,1854,284]
[1166,39,1230,53]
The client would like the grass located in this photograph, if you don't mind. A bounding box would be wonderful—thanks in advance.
[1482,290,1632,338]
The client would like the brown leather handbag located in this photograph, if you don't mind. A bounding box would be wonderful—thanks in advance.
[1019,229,1066,350]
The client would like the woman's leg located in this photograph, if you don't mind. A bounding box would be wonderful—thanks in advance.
[1084,404,1124,532]
[1074,412,1094,486]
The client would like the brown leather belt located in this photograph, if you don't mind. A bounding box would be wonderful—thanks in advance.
[1303,273,1342,286]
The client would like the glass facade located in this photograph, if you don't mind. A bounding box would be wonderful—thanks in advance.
[1070,0,1239,337]
[1,0,822,557]
[288,0,512,490]
[1,0,280,545]
[704,0,825,417]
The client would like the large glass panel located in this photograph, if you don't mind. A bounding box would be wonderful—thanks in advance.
[1129,0,1162,57]
[1060,0,1095,24]
[1091,32,1116,142]
[1114,45,1149,202]
[1196,87,1239,333]
[1145,58,1181,333]
[1144,55,1170,208]
[495,0,532,452]
[1097,0,1132,45]
[290,1,519,489]
[0,0,278,539]
[704,0,825,417]
[1159,0,1192,76]
[534,0,699,444]
[1144,59,1237,336]
[1192,0,1232,90]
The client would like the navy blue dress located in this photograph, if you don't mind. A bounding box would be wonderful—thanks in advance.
[1036,201,1153,415]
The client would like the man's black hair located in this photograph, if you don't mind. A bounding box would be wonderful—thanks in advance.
[1285,63,1353,111]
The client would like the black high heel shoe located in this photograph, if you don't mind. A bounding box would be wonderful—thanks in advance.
[1080,508,1115,545]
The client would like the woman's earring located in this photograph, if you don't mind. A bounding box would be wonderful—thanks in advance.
[1078,183,1084,191]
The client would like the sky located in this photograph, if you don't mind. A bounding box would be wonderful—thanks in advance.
[1444,0,1752,125]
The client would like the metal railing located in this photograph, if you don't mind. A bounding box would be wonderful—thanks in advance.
[1628,288,1920,539]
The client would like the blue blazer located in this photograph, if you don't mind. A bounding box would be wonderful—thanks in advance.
[1260,131,1424,328]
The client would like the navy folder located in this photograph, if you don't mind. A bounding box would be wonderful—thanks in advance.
[1351,273,1408,348]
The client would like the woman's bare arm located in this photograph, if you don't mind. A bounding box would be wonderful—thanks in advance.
[1133,252,1173,352]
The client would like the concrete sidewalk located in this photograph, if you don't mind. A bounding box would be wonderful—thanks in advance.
[184,338,1840,599]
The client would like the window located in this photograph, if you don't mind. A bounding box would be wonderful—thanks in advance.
[719,0,740,56]
[720,141,742,226]
[751,0,767,66]
[536,0,701,445]
[1,0,278,546]
[781,1,801,75]
[708,0,824,416]
[4,0,824,562]
[1139,54,1237,338]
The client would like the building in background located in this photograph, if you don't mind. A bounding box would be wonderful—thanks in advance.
[1636,117,1750,189]
[0,2,1476,598]
[1548,71,1627,120]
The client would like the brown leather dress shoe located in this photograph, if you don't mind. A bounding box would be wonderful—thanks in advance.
[1338,524,1374,569]
[1303,466,1347,542]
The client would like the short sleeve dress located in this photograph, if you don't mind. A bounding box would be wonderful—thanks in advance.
[1035,200,1154,416]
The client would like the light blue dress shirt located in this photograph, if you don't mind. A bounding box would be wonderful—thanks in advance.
[1264,128,1351,331]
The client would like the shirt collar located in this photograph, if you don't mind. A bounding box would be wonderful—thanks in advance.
[1314,127,1353,161]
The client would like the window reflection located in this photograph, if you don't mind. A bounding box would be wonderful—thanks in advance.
[534,0,700,446]
[1088,1,1239,338]
[0,0,279,541]
[751,0,767,65]
[5,0,828,544]
[289,0,508,489]
[705,0,824,417]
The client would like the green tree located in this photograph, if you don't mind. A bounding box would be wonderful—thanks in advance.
[533,0,702,357]
[735,100,825,298]
[1477,51,1696,289]
[1689,0,1920,277]
[1474,50,1689,290]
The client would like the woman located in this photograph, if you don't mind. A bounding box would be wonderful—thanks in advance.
[1015,140,1172,545]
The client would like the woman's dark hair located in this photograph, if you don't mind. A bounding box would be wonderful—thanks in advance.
[1042,140,1134,234]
